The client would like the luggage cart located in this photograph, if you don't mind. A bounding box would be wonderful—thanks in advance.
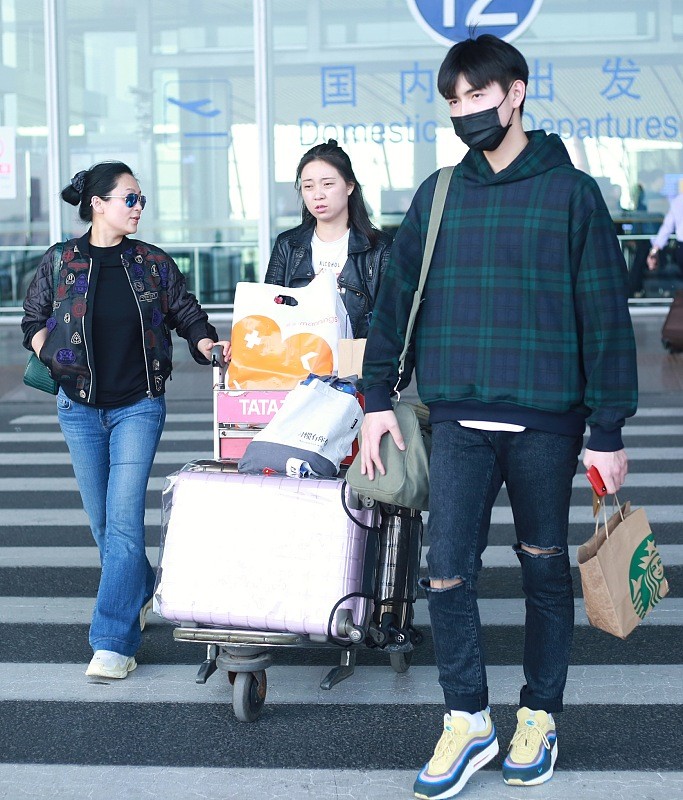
[156,346,424,722]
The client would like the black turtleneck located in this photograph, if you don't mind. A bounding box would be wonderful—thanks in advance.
[89,241,148,408]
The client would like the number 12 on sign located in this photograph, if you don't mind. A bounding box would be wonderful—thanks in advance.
[442,0,518,28]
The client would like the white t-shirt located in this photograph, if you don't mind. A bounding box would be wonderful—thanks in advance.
[309,230,352,338]
[458,420,526,432]
[311,229,350,277]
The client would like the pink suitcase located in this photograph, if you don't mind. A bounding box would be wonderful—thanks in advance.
[154,465,376,638]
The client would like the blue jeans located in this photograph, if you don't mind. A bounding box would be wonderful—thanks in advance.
[424,421,582,714]
[57,388,166,656]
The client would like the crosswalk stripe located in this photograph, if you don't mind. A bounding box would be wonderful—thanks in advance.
[10,408,683,426]
[617,425,683,435]
[3,544,683,568]
[9,406,683,424]
[4,446,683,467]
[3,472,683,492]
[1,597,678,627]
[0,430,212,443]
[0,451,210,466]
[4,426,683,443]
[0,546,161,566]
[0,662,678,705]
[634,408,683,417]
[0,477,168,492]
[3,504,682,527]
[0,766,679,800]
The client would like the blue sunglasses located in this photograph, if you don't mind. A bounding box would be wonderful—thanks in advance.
[101,192,147,209]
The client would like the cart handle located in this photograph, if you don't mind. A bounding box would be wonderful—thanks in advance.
[211,343,226,369]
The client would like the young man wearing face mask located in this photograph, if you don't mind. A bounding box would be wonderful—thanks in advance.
[359,34,637,798]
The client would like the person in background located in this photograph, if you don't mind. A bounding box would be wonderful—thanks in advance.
[359,34,637,798]
[646,186,683,275]
[265,139,392,339]
[627,182,660,297]
[21,161,230,680]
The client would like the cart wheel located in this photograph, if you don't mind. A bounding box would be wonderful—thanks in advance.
[409,627,424,647]
[390,651,413,674]
[232,670,267,722]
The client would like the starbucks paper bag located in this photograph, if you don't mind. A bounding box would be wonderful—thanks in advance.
[577,501,669,639]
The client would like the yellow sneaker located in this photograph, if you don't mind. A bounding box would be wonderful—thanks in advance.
[414,711,499,799]
[502,707,557,786]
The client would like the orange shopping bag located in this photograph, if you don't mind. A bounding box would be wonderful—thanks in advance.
[228,271,341,390]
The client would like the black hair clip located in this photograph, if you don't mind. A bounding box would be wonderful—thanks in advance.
[70,170,87,194]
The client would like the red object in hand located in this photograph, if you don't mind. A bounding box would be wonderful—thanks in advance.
[586,465,607,496]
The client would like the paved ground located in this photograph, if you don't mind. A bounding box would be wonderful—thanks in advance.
[1,311,682,799]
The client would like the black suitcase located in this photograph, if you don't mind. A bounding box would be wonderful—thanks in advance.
[367,506,424,659]
[662,291,683,352]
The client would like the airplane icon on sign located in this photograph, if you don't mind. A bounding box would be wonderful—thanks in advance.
[167,97,221,117]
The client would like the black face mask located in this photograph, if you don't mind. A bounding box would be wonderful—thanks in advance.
[451,87,514,152]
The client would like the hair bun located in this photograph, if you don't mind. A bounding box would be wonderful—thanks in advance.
[327,139,339,148]
[70,170,87,194]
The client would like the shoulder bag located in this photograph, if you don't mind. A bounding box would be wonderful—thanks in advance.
[23,244,63,395]
[346,166,453,511]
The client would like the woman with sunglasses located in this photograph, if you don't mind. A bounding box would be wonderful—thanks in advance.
[265,139,392,339]
[21,160,230,680]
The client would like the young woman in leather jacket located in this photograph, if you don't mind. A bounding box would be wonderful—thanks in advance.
[21,161,230,680]
[264,139,392,339]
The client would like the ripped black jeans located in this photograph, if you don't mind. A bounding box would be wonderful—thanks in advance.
[424,421,583,714]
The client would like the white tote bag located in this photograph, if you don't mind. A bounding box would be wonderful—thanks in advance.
[238,376,363,477]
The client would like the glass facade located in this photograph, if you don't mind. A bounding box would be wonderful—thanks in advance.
[0,0,682,309]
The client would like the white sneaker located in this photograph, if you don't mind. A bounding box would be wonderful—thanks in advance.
[85,650,137,679]
[140,597,154,631]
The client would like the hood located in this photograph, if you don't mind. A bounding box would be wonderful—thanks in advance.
[460,130,572,185]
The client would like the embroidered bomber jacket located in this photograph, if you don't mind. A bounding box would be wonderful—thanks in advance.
[21,232,217,405]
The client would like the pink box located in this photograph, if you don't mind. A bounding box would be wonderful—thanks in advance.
[219,437,251,460]
[216,390,289,425]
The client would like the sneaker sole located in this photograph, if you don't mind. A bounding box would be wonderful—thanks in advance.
[85,659,137,680]
[503,740,558,786]
[140,598,154,631]
[415,738,500,800]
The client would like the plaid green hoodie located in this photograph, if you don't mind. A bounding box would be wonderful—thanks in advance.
[363,130,638,451]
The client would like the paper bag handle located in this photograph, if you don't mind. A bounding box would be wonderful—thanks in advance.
[593,494,625,540]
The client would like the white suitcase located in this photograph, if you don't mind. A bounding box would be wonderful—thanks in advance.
[154,466,376,638]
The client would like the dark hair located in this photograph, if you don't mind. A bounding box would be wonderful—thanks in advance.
[60,161,135,223]
[437,34,529,114]
[295,140,378,246]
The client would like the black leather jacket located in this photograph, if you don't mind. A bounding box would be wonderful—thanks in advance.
[21,232,217,405]
[264,222,392,338]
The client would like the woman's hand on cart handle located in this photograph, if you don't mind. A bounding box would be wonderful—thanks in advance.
[198,338,231,364]
[212,340,231,367]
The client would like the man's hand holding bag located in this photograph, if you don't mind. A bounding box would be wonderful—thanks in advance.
[346,400,431,511]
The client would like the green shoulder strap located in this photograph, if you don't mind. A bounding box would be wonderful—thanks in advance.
[397,165,454,381]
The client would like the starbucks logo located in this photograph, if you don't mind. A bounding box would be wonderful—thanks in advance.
[629,535,665,619]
